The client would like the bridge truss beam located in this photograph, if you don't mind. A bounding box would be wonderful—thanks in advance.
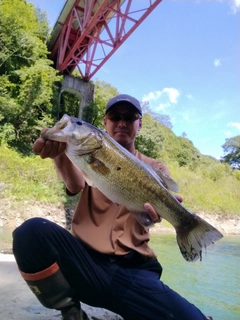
[48,0,162,81]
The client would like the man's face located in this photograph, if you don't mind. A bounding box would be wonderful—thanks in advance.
[103,104,142,148]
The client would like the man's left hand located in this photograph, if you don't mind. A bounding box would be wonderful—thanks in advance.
[144,203,161,223]
[144,195,183,223]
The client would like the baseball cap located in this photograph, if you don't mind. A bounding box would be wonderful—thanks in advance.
[105,94,142,116]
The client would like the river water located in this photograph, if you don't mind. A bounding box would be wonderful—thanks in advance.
[1,228,239,319]
[150,233,240,320]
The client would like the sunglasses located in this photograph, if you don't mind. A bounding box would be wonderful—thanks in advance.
[107,111,141,122]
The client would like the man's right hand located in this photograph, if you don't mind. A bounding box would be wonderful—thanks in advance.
[32,137,66,159]
[32,129,66,159]
[33,129,85,193]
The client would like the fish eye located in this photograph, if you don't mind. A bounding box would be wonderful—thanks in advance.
[76,120,82,126]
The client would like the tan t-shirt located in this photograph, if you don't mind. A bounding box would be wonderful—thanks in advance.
[71,150,170,259]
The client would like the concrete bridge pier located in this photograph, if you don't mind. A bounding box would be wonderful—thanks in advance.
[60,75,94,120]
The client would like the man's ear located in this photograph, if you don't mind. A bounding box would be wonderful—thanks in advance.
[103,116,107,129]
[138,118,142,131]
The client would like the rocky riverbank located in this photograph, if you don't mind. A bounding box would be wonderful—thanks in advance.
[151,211,240,235]
[0,201,239,235]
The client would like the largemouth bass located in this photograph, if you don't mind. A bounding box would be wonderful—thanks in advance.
[42,114,223,262]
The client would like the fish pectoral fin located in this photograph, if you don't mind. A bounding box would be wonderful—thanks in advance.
[153,168,179,192]
[86,154,111,175]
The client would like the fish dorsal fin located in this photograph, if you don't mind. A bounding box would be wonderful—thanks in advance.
[153,168,179,192]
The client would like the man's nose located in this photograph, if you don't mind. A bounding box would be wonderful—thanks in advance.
[117,119,127,127]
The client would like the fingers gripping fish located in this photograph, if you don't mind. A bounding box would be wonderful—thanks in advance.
[42,115,223,262]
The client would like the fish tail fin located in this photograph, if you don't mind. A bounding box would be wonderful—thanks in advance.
[176,215,223,262]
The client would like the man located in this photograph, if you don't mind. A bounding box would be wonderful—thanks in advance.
[12,94,212,320]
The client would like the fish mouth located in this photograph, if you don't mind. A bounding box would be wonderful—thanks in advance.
[41,115,73,142]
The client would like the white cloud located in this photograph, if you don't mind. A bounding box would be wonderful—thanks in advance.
[142,88,180,111]
[157,103,168,111]
[225,130,232,137]
[162,88,180,104]
[214,59,222,67]
[142,91,162,102]
[224,123,240,138]
[197,0,240,14]
[183,115,189,120]
[227,122,240,130]
[193,0,240,14]
[143,88,180,103]
[229,0,240,13]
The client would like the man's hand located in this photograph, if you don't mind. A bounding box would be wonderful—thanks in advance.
[174,195,183,203]
[32,129,85,193]
[144,195,183,223]
[32,129,66,159]
[144,203,161,223]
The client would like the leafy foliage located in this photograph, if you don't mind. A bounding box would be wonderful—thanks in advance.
[135,135,158,158]
[221,135,240,169]
[0,0,49,74]
[0,0,61,154]
[92,80,119,128]
[59,90,81,119]
[140,114,202,168]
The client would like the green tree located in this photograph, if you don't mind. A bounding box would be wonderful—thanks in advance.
[135,135,158,158]
[59,90,80,119]
[221,135,240,169]
[174,137,201,167]
[0,0,49,74]
[0,0,60,154]
[92,80,119,128]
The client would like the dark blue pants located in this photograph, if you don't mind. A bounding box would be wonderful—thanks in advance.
[12,217,207,320]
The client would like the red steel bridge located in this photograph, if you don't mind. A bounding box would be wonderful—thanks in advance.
[48,0,162,81]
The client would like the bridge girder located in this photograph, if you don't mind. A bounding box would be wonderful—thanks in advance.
[48,0,162,81]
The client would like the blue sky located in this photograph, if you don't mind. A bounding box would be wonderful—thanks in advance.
[29,0,240,159]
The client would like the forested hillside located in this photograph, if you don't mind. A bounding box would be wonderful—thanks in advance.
[0,0,239,223]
